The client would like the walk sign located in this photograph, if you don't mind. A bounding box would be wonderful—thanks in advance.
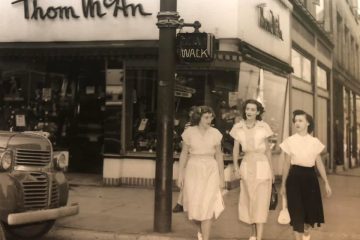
[176,32,215,62]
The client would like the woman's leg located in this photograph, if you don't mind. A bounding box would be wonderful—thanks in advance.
[256,223,264,240]
[201,219,212,240]
[250,224,256,238]
[293,231,303,240]
[303,224,311,238]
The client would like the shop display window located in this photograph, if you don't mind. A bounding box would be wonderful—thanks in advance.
[0,69,68,144]
[238,62,288,151]
[124,70,238,154]
[103,61,124,154]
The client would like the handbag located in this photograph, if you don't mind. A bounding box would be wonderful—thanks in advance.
[278,195,291,224]
[269,183,278,210]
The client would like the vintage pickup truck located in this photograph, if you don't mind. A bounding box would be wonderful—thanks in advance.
[0,131,79,240]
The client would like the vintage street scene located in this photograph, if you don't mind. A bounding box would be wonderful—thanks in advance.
[0,0,360,240]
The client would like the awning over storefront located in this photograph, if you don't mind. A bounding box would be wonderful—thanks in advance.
[240,41,293,76]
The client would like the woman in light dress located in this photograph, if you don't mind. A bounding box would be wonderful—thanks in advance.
[280,110,332,240]
[177,105,225,240]
[230,99,274,240]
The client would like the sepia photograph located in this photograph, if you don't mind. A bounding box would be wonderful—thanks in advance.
[0,0,359,239]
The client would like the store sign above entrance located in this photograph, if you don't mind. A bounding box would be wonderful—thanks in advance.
[257,4,283,41]
[176,33,215,62]
[11,0,152,20]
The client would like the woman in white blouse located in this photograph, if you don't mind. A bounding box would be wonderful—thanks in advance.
[280,110,332,240]
[177,106,225,240]
[230,99,274,240]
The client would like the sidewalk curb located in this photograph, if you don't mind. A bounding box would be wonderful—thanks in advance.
[50,227,193,240]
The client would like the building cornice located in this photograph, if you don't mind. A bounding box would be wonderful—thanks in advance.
[289,0,334,48]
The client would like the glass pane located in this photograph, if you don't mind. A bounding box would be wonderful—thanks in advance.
[317,97,328,149]
[291,49,302,78]
[302,57,312,82]
[262,71,288,150]
[316,0,325,22]
[317,66,328,89]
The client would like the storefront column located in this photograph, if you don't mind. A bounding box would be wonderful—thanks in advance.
[154,0,179,233]
[352,91,357,167]
[329,70,335,172]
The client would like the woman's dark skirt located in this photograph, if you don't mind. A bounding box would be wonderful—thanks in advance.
[286,165,324,233]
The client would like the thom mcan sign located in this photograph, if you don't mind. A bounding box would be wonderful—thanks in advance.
[11,0,152,20]
[176,33,215,62]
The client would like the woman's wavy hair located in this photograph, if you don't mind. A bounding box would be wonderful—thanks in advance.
[190,105,215,126]
[242,99,265,121]
[292,109,314,134]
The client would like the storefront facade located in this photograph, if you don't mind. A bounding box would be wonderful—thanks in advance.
[331,0,360,171]
[288,0,334,171]
[0,0,292,186]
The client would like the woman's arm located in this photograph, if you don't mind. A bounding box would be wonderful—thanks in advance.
[215,144,225,188]
[280,153,291,196]
[265,139,274,182]
[315,155,332,197]
[232,140,240,172]
[177,144,189,189]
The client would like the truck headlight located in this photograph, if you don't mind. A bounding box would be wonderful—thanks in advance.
[0,151,13,170]
[53,151,68,170]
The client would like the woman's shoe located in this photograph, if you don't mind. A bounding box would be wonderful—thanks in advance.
[172,203,184,213]
[303,233,311,240]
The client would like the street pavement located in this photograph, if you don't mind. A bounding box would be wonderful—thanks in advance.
[40,168,360,240]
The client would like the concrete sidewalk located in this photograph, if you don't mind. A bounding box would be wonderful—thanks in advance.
[45,169,360,240]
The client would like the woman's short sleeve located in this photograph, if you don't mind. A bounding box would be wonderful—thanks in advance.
[229,123,242,142]
[279,138,291,155]
[213,128,223,145]
[264,122,274,138]
[314,138,325,155]
[181,128,191,145]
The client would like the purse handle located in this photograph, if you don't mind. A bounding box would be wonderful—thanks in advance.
[282,195,288,210]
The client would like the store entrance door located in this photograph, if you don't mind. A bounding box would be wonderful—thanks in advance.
[67,61,105,174]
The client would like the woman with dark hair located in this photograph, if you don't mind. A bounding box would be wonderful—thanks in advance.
[230,99,274,240]
[177,105,225,240]
[280,110,332,240]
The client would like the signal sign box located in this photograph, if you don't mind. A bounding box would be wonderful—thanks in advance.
[176,32,215,62]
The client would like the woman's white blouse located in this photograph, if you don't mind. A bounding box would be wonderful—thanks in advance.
[280,133,325,167]
[182,126,222,155]
[229,120,273,152]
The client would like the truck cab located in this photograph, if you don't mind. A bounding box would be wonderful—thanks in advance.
[0,131,79,240]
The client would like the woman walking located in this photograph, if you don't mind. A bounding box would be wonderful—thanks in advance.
[280,110,332,240]
[230,99,274,240]
[177,105,225,240]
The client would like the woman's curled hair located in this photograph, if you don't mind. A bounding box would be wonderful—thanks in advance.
[292,109,314,134]
[242,99,265,121]
[190,105,215,126]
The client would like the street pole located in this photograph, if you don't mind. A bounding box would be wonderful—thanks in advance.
[154,0,179,233]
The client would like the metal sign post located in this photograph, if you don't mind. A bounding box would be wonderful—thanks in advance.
[154,0,180,233]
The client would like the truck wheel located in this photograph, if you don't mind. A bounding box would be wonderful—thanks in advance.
[0,222,6,240]
[4,220,55,240]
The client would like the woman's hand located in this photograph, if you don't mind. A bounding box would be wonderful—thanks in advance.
[280,184,286,196]
[233,166,241,178]
[324,182,332,197]
[177,175,184,189]
[219,179,225,189]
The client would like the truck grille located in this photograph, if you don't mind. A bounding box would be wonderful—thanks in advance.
[15,149,51,167]
[50,179,59,208]
[22,172,49,210]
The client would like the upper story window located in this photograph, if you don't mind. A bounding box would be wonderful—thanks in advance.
[315,0,325,23]
[317,65,328,89]
[292,48,312,83]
